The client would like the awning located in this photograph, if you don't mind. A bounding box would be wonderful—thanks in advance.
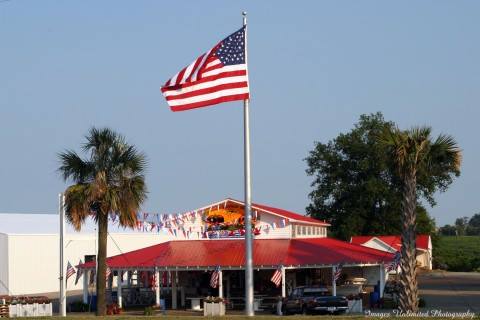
[80,237,394,270]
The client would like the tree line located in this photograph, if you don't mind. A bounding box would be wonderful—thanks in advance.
[438,213,480,236]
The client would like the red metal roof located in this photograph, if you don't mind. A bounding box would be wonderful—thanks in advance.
[350,235,430,251]
[226,198,330,226]
[80,238,393,270]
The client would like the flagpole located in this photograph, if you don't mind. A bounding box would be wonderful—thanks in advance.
[59,193,66,317]
[242,11,254,317]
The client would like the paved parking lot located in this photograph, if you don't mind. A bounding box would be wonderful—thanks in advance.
[418,271,480,313]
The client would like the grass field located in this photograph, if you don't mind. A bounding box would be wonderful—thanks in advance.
[31,317,479,320]
[433,236,480,272]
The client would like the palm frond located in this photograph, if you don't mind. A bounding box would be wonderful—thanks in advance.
[57,150,94,183]
[59,127,148,231]
[64,184,92,231]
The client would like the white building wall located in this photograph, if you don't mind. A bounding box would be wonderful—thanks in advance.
[255,212,291,239]
[292,224,327,239]
[0,233,9,295]
[5,232,171,295]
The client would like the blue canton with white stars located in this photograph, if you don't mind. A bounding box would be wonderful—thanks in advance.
[215,26,246,66]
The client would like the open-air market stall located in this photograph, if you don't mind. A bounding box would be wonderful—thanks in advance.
[78,199,394,313]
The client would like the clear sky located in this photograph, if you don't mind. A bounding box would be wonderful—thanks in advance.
[1,1,478,227]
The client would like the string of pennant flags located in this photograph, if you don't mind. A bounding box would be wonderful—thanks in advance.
[105,206,289,239]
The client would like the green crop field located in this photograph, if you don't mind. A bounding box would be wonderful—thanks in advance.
[433,236,480,272]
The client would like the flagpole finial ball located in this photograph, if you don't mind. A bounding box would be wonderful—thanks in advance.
[242,11,247,16]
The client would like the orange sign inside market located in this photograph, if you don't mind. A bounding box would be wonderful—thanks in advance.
[206,207,244,224]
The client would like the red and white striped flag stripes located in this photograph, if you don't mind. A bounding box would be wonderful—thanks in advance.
[161,27,249,112]
[270,266,282,287]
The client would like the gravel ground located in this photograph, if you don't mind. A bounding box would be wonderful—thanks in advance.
[418,270,480,314]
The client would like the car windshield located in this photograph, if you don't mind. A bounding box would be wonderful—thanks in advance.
[303,288,329,296]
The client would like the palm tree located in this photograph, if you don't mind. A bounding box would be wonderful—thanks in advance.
[58,128,147,315]
[380,126,461,312]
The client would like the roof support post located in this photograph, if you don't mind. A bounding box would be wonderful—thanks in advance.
[218,269,223,298]
[172,271,177,309]
[379,264,385,298]
[281,266,286,298]
[155,268,160,307]
[332,266,337,296]
[82,269,89,304]
[117,271,123,308]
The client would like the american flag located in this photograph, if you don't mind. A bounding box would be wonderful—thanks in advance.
[210,266,221,288]
[386,251,401,272]
[89,270,95,285]
[333,264,342,282]
[106,266,112,280]
[66,261,76,281]
[74,259,83,285]
[161,27,249,112]
[270,266,282,287]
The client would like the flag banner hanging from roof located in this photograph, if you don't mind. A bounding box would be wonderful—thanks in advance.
[161,27,249,112]
[74,259,83,285]
[66,261,76,281]
[386,251,401,272]
[270,266,282,287]
[210,266,221,288]
[333,264,342,282]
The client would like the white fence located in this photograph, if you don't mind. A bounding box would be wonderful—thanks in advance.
[8,303,52,317]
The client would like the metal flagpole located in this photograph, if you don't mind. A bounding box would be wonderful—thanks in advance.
[59,193,66,317]
[242,11,254,317]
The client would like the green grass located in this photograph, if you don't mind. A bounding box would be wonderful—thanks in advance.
[433,236,480,272]
[20,317,479,320]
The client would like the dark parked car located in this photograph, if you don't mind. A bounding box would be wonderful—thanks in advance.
[282,286,348,315]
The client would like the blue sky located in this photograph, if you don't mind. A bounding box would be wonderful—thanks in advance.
[1,1,478,226]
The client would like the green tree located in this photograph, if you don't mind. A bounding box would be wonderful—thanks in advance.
[380,126,461,312]
[466,213,480,235]
[58,128,147,316]
[305,113,437,240]
[438,224,456,236]
[455,217,469,236]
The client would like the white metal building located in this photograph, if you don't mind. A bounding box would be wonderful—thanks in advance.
[0,213,174,296]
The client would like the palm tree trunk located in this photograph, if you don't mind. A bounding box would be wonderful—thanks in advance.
[96,212,108,316]
[399,170,419,312]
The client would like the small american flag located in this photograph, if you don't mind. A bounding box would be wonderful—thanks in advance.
[333,264,342,282]
[210,266,221,288]
[89,270,95,285]
[106,266,112,280]
[74,259,83,285]
[270,266,282,287]
[161,27,249,112]
[66,261,76,281]
[386,251,401,272]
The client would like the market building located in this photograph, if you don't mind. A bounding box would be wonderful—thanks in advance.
[350,235,433,270]
[79,198,394,311]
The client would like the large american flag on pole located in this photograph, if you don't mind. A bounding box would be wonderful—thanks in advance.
[161,27,249,112]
